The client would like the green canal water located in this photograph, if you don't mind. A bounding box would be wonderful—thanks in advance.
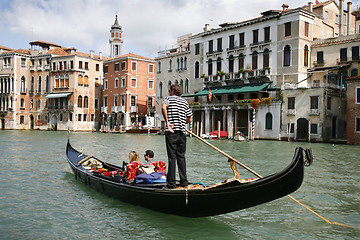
[0,130,359,239]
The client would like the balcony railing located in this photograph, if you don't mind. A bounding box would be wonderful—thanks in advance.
[111,106,125,113]
[286,109,296,115]
[101,107,108,113]
[46,104,73,110]
[130,106,138,113]
[309,109,319,115]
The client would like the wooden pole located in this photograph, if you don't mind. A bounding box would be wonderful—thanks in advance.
[185,128,353,228]
[288,121,291,142]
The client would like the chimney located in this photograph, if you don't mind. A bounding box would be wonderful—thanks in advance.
[282,4,289,11]
[204,24,210,32]
[90,50,94,58]
[99,52,103,60]
[347,1,352,35]
[339,0,344,36]
[308,2,313,12]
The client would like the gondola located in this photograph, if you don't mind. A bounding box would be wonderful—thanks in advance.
[66,140,308,217]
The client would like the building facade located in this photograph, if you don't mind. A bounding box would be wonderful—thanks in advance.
[0,41,103,131]
[346,74,360,144]
[102,53,156,131]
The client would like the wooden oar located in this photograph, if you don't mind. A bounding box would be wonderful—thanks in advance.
[185,128,352,228]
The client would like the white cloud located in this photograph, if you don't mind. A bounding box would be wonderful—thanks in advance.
[1,0,360,58]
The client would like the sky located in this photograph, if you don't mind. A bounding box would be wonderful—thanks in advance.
[1,0,359,59]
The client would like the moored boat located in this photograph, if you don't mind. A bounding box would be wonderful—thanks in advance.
[65,140,307,217]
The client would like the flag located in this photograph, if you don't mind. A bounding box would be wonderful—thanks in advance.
[315,0,320,4]
[208,87,212,101]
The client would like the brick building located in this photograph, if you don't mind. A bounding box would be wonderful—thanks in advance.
[102,53,156,131]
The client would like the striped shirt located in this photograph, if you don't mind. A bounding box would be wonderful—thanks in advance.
[163,95,192,134]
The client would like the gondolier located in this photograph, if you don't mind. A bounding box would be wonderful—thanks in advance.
[162,84,192,189]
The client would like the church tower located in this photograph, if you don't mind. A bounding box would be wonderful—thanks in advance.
[109,14,123,58]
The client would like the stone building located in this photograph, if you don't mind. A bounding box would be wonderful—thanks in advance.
[155,33,192,129]
[0,41,104,131]
[155,0,357,142]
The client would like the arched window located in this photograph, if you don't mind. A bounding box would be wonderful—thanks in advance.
[21,76,26,92]
[195,61,200,78]
[263,49,270,68]
[83,96,89,108]
[304,45,309,67]
[38,76,42,93]
[351,68,358,77]
[168,81,171,91]
[30,76,34,92]
[169,60,172,72]
[252,51,258,70]
[84,75,89,86]
[60,74,65,88]
[238,53,244,70]
[216,57,222,73]
[184,57,187,70]
[65,74,69,87]
[265,113,273,130]
[180,58,183,70]
[284,45,291,67]
[157,61,161,73]
[78,95,83,108]
[175,80,179,85]
[159,82,163,98]
[208,59,213,76]
[55,75,60,88]
[30,99,34,109]
[177,58,180,71]
[185,79,189,93]
[78,75,83,85]
[20,98,25,108]
[229,55,234,73]
[180,79,183,91]
[45,75,49,92]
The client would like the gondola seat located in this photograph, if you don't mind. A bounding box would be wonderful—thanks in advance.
[125,162,141,181]
[152,161,166,173]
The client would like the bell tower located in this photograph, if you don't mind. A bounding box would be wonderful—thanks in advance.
[109,14,123,58]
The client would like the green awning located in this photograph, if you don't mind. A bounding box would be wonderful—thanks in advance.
[193,83,270,96]
[45,92,72,98]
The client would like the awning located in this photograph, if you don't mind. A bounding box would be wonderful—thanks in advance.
[45,92,73,99]
[193,83,270,96]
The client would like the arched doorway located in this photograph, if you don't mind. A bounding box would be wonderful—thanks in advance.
[30,115,34,129]
[297,118,309,141]
[50,115,58,131]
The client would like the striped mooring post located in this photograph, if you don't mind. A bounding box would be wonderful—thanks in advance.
[252,108,256,141]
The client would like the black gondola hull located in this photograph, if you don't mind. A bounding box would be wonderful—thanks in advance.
[66,141,305,217]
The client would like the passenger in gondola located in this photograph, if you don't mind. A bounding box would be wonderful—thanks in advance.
[144,150,154,163]
[123,151,141,181]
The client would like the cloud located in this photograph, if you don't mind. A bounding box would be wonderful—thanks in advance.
[2,0,360,58]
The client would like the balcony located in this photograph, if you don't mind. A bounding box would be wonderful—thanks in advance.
[130,106,138,113]
[46,104,73,111]
[286,109,296,115]
[111,106,125,113]
[309,109,319,115]
[101,107,108,113]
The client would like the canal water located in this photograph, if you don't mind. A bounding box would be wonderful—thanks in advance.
[0,130,359,239]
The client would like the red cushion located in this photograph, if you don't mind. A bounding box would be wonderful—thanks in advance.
[152,161,167,173]
[126,162,141,181]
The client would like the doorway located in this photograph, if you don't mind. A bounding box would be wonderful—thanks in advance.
[297,118,309,141]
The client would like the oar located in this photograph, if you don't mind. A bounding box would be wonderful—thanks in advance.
[185,128,352,228]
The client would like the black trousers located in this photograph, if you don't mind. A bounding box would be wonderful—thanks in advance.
[165,131,188,188]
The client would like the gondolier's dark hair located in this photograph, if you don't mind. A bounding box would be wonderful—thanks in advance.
[170,84,182,96]
[145,150,154,158]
